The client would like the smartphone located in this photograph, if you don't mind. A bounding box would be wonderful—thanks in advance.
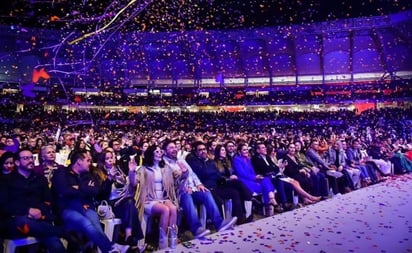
[182,241,194,248]
[33,153,40,166]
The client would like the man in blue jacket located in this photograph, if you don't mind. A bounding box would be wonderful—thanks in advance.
[186,141,252,224]
[52,150,126,253]
[163,140,237,238]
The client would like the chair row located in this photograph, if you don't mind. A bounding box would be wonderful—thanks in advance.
[2,218,121,253]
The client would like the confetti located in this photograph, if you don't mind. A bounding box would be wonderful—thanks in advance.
[154,174,412,252]
[0,0,410,100]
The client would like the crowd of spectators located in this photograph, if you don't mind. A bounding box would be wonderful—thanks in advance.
[1,104,411,136]
[1,105,412,252]
[1,80,411,106]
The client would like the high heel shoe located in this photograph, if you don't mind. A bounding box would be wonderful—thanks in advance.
[269,198,283,213]
[303,198,315,205]
[309,196,321,202]
[273,204,284,213]
[282,202,295,211]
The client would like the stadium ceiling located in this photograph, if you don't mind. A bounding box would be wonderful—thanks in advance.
[0,1,411,88]
[0,0,411,31]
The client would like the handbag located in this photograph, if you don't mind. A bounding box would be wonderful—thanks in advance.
[97,200,115,220]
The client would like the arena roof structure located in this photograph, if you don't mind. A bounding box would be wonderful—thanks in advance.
[0,1,411,90]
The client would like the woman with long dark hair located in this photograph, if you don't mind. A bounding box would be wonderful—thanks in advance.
[280,143,321,205]
[214,144,253,222]
[135,145,178,250]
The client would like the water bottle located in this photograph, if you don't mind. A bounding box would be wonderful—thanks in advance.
[168,225,178,250]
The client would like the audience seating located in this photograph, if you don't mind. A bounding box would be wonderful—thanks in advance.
[198,199,233,229]
[2,237,39,253]
[100,218,122,242]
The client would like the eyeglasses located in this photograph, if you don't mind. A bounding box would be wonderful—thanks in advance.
[197,148,207,152]
[20,156,34,161]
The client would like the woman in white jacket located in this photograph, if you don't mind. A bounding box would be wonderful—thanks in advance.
[135,145,178,250]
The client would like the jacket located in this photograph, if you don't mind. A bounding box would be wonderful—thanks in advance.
[0,169,55,221]
[251,154,280,176]
[186,153,222,190]
[52,167,101,214]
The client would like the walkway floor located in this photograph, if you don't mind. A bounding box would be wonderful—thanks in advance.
[157,173,412,253]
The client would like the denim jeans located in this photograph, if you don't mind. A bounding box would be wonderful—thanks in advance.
[310,171,328,197]
[355,165,369,180]
[179,191,223,233]
[212,179,253,221]
[271,178,294,204]
[112,197,144,240]
[5,216,66,253]
[62,208,112,252]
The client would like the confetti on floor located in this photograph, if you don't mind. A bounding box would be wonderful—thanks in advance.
[157,174,412,253]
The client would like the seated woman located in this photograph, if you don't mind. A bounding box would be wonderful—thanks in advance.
[96,148,144,250]
[282,143,321,204]
[0,151,15,176]
[135,145,178,250]
[214,144,253,222]
[294,141,329,198]
[232,143,280,216]
[186,141,252,225]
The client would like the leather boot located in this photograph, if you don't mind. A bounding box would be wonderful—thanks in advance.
[158,227,168,250]
[168,224,178,249]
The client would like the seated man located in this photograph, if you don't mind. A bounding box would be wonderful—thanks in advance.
[305,139,342,196]
[52,150,126,253]
[186,141,251,224]
[162,140,237,238]
[325,140,358,193]
[346,139,380,185]
[340,140,361,189]
[251,142,294,210]
[0,149,65,253]
[294,141,329,198]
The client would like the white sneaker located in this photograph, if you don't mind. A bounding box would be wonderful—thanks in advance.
[194,227,211,238]
[218,217,237,232]
[112,243,130,253]
[108,246,120,253]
